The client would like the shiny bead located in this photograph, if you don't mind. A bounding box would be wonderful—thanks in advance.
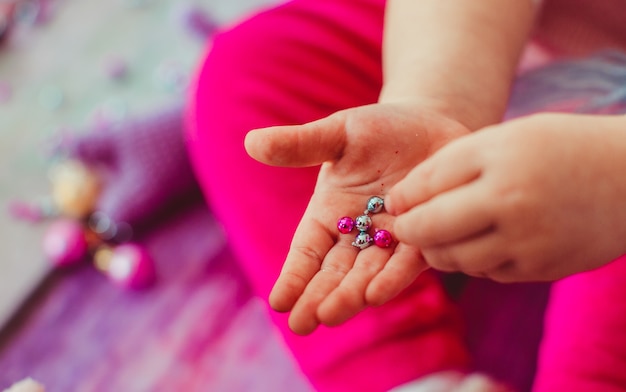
[352,232,372,250]
[42,219,88,267]
[374,230,393,248]
[367,196,384,214]
[337,216,355,234]
[355,214,372,232]
[102,244,156,289]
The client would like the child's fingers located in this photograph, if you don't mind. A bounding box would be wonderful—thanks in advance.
[393,181,494,248]
[421,231,508,276]
[365,243,427,307]
[268,217,335,313]
[286,243,359,335]
[316,247,392,327]
[244,113,346,168]
[386,136,482,215]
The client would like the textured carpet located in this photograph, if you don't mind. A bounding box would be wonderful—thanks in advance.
[0,202,312,391]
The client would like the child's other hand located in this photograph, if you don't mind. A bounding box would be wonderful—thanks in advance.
[245,102,469,334]
[387,113,626,282]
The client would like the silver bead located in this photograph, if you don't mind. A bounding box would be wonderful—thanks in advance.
[352,232,372,250]
[366,196,384,214]
[355,214,372,232]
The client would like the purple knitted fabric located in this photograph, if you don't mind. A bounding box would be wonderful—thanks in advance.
[63,105,200,231]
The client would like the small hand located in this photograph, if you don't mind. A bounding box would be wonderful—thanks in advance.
[387,113,626,282]
[245,102,469,334]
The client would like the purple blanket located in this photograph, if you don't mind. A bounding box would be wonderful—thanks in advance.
[0,203,312,391]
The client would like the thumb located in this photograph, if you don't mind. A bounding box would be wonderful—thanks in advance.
[244,113,346,167]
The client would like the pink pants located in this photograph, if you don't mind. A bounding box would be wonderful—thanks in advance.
[185,0,626,390]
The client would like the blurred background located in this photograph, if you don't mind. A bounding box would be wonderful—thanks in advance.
[0,0,315,390]
[0,0,267,328]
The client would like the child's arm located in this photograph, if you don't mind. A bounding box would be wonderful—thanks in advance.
[381,0,538,130]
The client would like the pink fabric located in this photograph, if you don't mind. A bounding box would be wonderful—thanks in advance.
[186,1,468,391]
[186,0,626,391]
[534,256,626,392]
[64,106,199,231]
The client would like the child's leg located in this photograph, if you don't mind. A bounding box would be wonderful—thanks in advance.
[533,255,626,391]
[186,0,469,390]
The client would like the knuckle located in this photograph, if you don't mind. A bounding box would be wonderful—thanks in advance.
[492,181,533,220]
[494,181,524,207]
[280,270,310,291]
[292,244,325,266]
[332,287,364,311]
[319,257,351,276]
[486,258,542,283]
[422,247,460,272]
[354,256,383,275]
[342,106,379,131]
[417,163,438,197]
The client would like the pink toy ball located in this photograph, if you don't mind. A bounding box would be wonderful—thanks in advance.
[42,219,88,267]
[373,229,393,248]
[96,243,155,289]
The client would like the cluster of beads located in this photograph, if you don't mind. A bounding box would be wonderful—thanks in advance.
[337,196,393,250]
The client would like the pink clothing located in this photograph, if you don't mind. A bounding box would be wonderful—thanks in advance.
[534,257,626,392]
[186,1,467,391]
[186,0,626,390]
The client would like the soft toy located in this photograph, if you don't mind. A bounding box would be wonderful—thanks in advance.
[11,105,199,289]
[34,157,156,289]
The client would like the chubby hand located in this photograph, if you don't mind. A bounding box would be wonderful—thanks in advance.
[245,102,469,334]
[387,113,626,282]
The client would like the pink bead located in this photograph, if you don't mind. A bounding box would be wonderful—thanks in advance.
[42,219,88,267]
[374,229,393,248]
[337,216,355,234]
[106,243,155,289]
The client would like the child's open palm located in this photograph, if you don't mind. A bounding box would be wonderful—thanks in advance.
[245,102,469,334]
